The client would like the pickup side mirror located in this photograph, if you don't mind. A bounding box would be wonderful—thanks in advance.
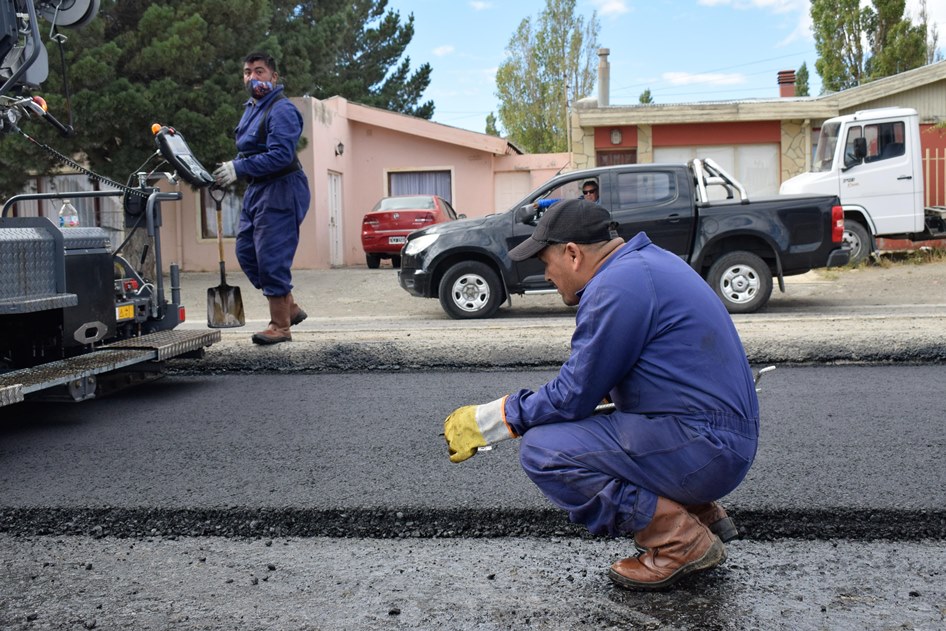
[516,204,538,224]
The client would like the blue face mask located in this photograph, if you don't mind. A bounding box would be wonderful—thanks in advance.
[247,79,274,99]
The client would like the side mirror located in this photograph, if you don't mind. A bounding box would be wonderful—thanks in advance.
[457,213,466,219]
[843,137,868,170]
[853,137,867,160]
[516,204,537,224]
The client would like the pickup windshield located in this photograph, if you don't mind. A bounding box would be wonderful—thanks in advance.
[813,122,840,172]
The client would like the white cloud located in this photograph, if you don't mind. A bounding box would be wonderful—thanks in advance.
[907,0,946,40]
[589,0,630,16]
[697,0,803,12]
[433,45,455,57]
[663,71,746,86]
[469,1,492,10]
[697,0,812,45]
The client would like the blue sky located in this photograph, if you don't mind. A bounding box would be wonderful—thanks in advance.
[385,0,946,134]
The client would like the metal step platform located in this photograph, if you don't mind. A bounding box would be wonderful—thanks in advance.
[0,329,220,408]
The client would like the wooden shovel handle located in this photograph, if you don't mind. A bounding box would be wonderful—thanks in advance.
[216,205,225,262]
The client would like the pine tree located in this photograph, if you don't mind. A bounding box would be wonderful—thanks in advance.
[795,63,810,97]
[0,0,433,197]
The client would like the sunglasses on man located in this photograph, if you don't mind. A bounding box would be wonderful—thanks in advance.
[583,188,597,195]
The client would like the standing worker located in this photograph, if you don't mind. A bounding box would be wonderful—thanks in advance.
[443,199,760,590]
[213,51,310,345]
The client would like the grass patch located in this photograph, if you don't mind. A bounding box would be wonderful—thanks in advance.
[849,247,946,270]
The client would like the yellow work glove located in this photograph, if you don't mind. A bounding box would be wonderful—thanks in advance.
[443,396,515,463]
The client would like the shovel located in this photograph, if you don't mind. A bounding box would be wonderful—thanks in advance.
[207,186,245,328]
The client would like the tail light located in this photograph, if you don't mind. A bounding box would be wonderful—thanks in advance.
[831,205,844,243]
[413,212,435,225]
[179,306,186,322]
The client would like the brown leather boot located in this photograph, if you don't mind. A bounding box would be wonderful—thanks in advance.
[686,501,738,542]
[609,497,726,591]
[288,292,307,326]
[252,295,292,345]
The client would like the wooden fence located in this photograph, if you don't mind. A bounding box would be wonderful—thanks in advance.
[924,147,945,207]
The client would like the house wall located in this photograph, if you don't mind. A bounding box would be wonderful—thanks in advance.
[780,119,812,181]
[162,96,569,271]
[572,61,946,193]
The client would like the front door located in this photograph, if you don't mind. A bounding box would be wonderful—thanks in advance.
[328,171,343,266]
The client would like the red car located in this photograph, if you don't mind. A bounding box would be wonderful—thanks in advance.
[361,195,463,268]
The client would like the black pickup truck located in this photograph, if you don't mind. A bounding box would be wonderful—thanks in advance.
[398,159,850,318]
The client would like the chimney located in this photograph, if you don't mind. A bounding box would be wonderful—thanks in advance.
[777,70,796,98]
[598,48,610,106]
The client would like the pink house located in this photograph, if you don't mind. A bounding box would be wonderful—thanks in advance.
[157,96,570,272]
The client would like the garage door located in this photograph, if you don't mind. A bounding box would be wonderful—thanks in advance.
[653,144,780,199]
[494,171,532,214]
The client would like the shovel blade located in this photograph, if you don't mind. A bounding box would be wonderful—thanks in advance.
[207,284,245,328]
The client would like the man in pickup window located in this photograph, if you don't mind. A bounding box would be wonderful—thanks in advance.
[443,198,759,590]
[534,179,599,210]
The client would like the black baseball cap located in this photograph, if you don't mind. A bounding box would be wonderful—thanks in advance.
[509,198,615,261]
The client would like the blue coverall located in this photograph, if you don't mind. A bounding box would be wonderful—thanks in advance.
[232,85,310,297]
[504,233,760,537]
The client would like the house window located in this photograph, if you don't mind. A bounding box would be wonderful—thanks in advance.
[388,170,452,202]
[8,175,123,245]
[200,186,242,238]
[596,149,637,166]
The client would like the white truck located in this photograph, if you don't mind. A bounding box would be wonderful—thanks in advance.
[780,107,946,264]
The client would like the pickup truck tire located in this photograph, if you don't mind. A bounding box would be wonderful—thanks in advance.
[438,261,502,319]
[843,220,870,265]
[707,251,773,314]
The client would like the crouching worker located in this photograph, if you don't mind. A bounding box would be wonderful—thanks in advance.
[443,199,759,590]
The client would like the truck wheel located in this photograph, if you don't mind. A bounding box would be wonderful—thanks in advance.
[707,251,773,314]
[843,220,870,265]
[365,253,381,269]
[438,261,502,319]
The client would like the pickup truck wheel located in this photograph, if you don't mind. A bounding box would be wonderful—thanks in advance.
[707,251,773,314]
[438,261,502,319]
[365,253,381,269]
[843,220,870,265]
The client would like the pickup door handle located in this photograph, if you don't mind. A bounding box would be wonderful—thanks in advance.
[897,175,912,180]
[666,213,681,223]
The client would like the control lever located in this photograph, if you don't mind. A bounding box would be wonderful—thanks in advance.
[22,96,74,137]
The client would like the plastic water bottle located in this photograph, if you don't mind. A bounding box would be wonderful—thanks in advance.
[58,199,79,228]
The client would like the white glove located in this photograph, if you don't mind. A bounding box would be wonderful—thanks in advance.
[213,161,237,187]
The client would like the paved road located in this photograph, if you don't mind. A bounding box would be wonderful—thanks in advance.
[1,260,944,630]
[1,366,943,538]
[1,366,945,630]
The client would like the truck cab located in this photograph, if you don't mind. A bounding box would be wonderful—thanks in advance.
[780,107,941,263]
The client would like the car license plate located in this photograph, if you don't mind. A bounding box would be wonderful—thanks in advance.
[116,304,135,321]
[389,236,406,245]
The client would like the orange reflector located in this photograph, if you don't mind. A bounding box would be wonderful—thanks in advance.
[151,123,162,135]
[31,96,48,112]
